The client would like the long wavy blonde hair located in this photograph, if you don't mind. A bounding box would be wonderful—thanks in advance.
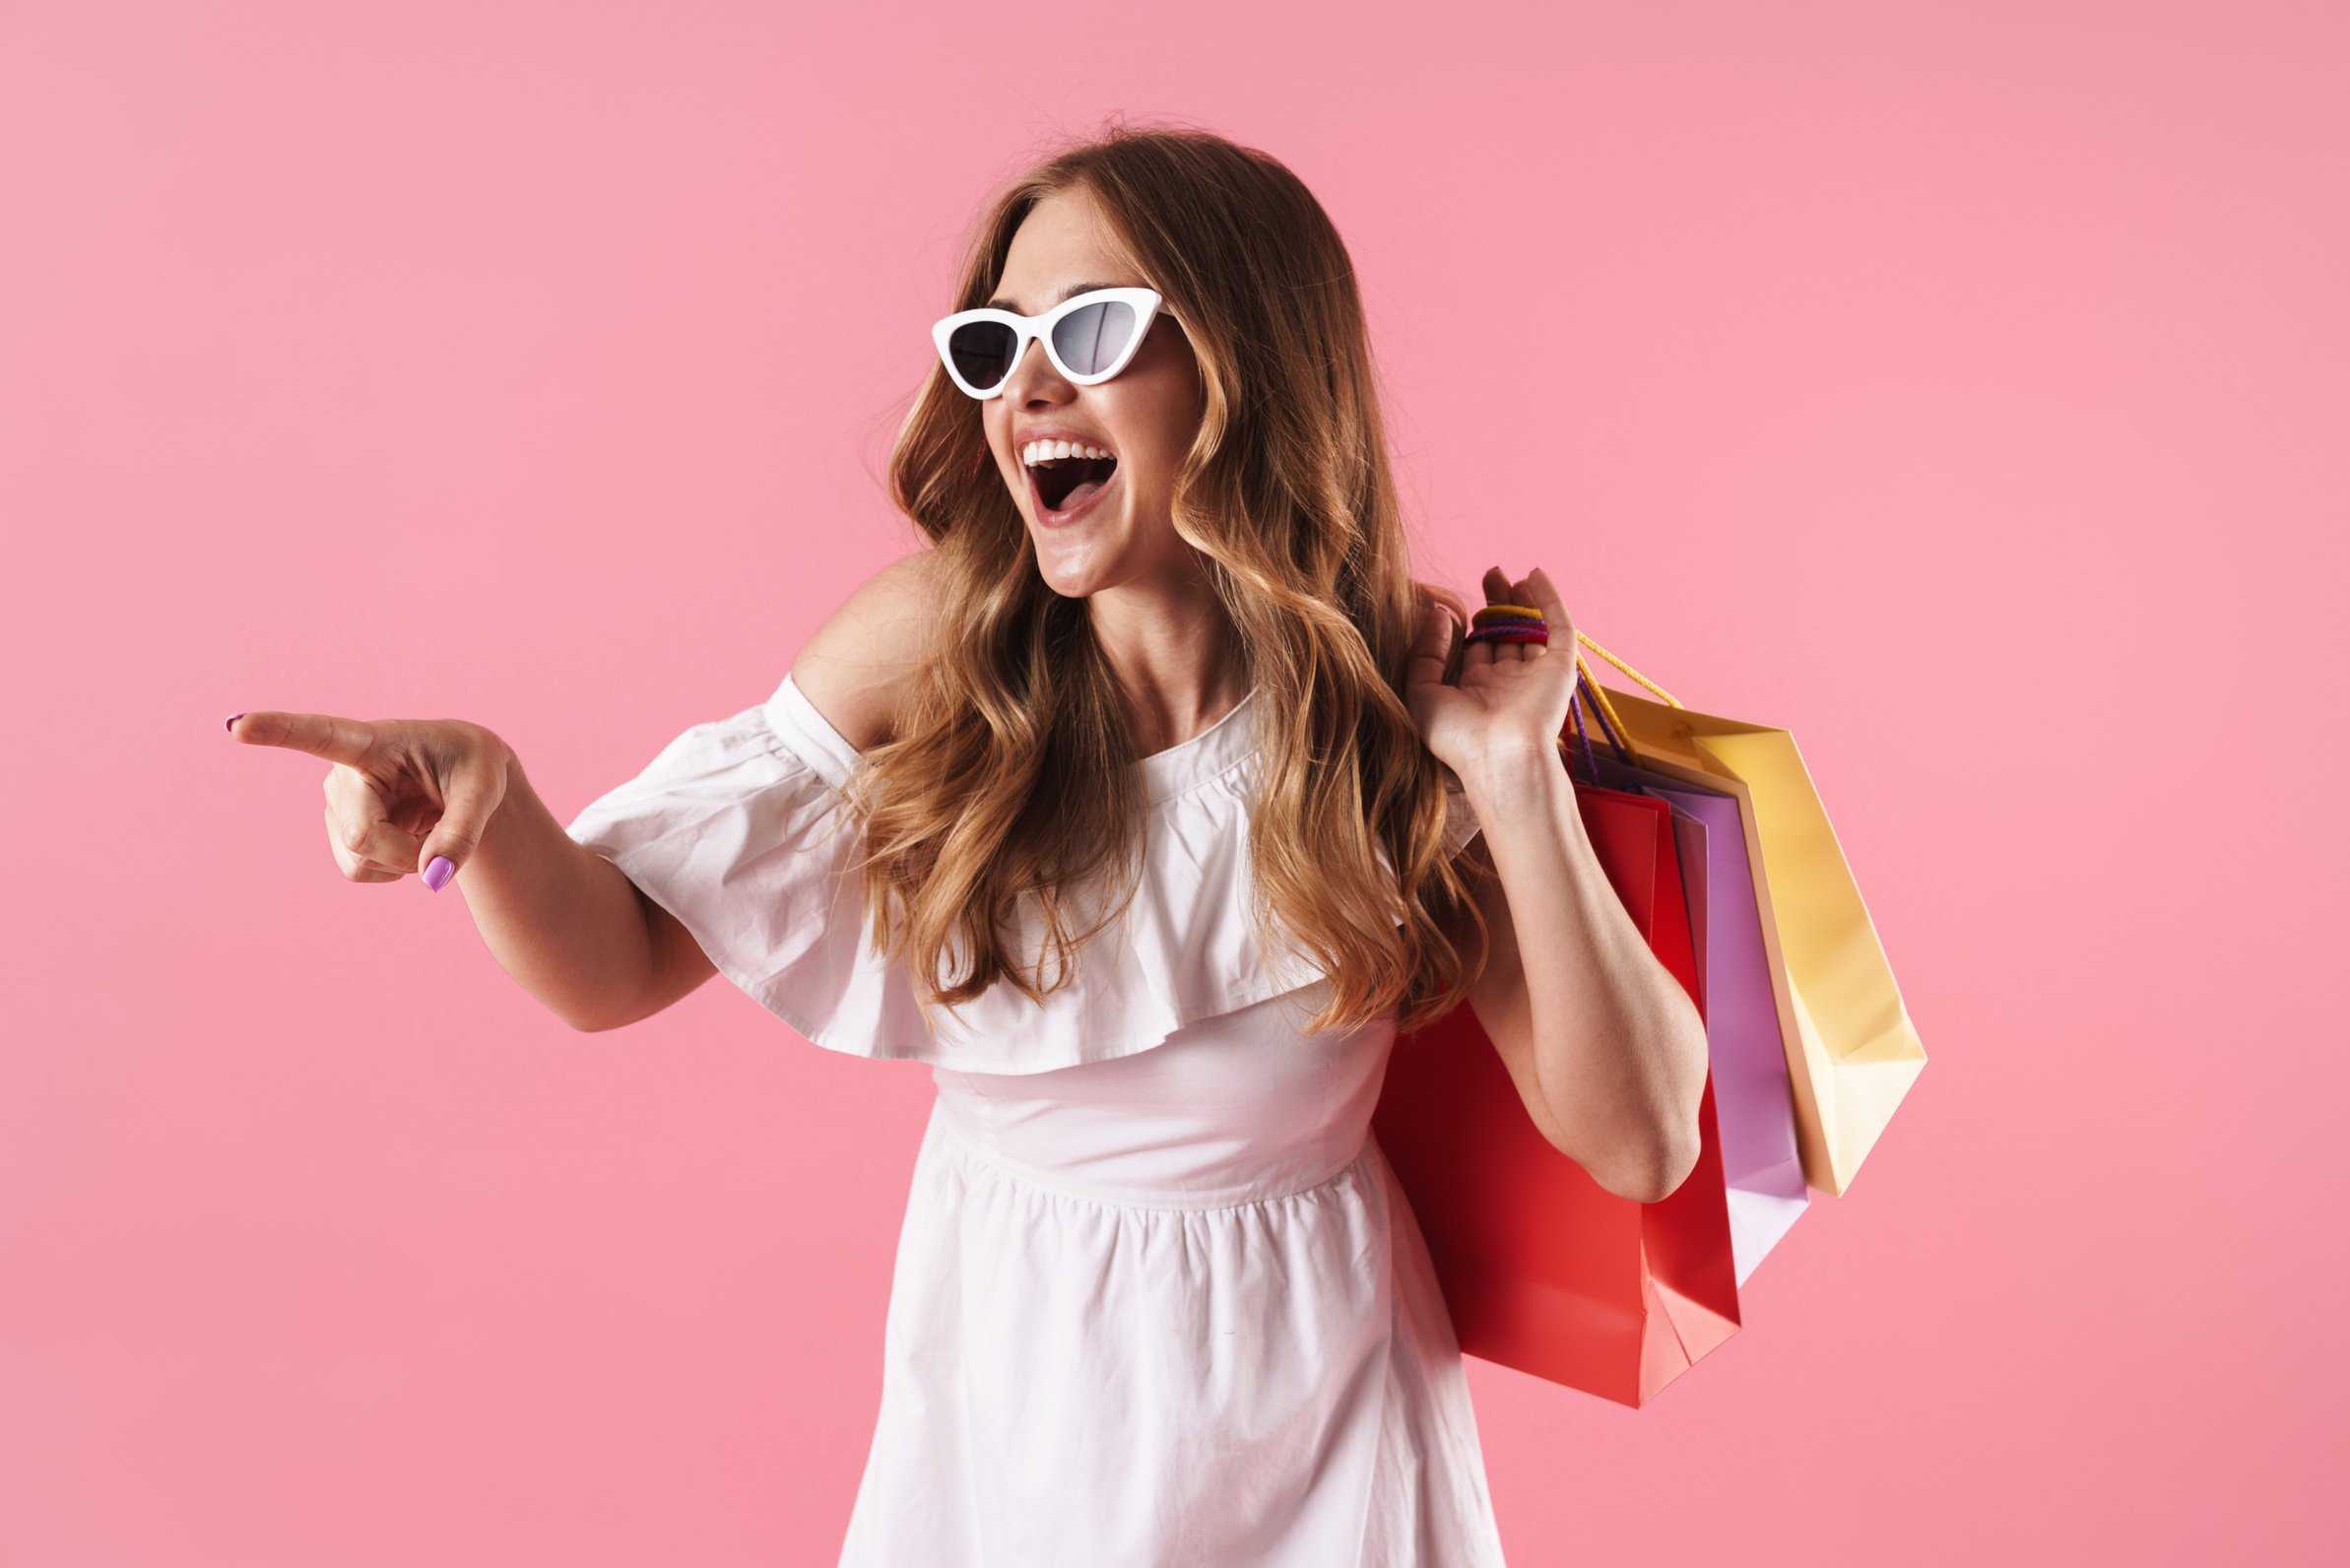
[851,119,1489,1041]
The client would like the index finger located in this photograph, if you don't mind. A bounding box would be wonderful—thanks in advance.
[227,710,384,764]
[1405,598,1461,690]
[1524,565,1570,628]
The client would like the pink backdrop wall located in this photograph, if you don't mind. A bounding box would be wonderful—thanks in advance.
[4,3,2339,1563]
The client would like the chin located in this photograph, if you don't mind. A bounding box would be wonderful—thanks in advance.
[1030,556,1101,599]
[1028,528,1129,598]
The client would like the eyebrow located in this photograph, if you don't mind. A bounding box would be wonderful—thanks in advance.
[984,280,1123,314]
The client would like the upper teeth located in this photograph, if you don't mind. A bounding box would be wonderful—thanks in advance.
[1022,439,1113,466]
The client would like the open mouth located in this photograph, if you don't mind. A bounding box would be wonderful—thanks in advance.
[1029,453,1118,514]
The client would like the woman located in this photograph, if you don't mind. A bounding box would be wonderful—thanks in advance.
[234,124,1708,1565]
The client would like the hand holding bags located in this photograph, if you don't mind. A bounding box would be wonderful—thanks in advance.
[1372,634,1925,1405]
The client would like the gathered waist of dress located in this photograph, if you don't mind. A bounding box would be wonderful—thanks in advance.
[924,991,1400,1210]
[928,1095,1380,1210]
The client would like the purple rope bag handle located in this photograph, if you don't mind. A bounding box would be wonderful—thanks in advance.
[1565,659,1637,784]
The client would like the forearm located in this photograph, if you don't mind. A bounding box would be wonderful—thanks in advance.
[458,749,661,1032]
[1460,740,1711,1197]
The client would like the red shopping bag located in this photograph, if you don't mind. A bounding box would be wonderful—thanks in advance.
[1372,780,1741,1408]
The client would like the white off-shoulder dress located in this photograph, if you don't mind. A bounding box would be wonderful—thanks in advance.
[564,671,1507,1567]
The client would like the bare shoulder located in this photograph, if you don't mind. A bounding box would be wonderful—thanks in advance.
[789,548,947,753]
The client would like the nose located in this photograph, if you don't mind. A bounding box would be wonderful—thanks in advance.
[1001,333,1073,408]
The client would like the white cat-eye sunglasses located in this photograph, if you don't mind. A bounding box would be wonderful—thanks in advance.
[931,287,1167,400]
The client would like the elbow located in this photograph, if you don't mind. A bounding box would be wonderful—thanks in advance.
[1607,1065,1708,1205]
[1560,1000,1714,1205]
[1625,1013,1710,1203]
[1603,1127,1700,1206]
[559,997,631,1033]
[1646,1122,1706,1204]
[1607,1128,1701,1204]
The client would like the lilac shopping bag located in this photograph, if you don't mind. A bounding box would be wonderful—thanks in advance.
[1581,751,1811,1285]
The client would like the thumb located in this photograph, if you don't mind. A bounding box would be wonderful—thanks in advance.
[415,751,510,893]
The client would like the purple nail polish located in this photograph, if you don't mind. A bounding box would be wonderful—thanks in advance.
[424,855,455,892]
[225,712,246,732]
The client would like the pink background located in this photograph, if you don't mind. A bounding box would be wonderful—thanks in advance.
[3,3,2340,1564]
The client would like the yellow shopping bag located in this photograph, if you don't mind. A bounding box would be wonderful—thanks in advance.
[1562,641,1927,1197]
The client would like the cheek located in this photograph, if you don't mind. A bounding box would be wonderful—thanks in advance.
[1137,432,1195,505]
[1133,380,1203,465]
[1112,388,1197,484]
[980,413,1012,478]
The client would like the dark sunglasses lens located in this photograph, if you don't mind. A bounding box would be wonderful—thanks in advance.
[1050,299,1139,376]
[947,321,1017,390]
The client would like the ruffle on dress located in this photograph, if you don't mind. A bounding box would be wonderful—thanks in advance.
[564,672,1483,1075]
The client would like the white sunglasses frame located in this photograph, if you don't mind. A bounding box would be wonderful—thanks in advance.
[931,287,1167,400]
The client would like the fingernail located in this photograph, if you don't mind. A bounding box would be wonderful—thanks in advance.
[424,855,455,892]
[225,712,245,732]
